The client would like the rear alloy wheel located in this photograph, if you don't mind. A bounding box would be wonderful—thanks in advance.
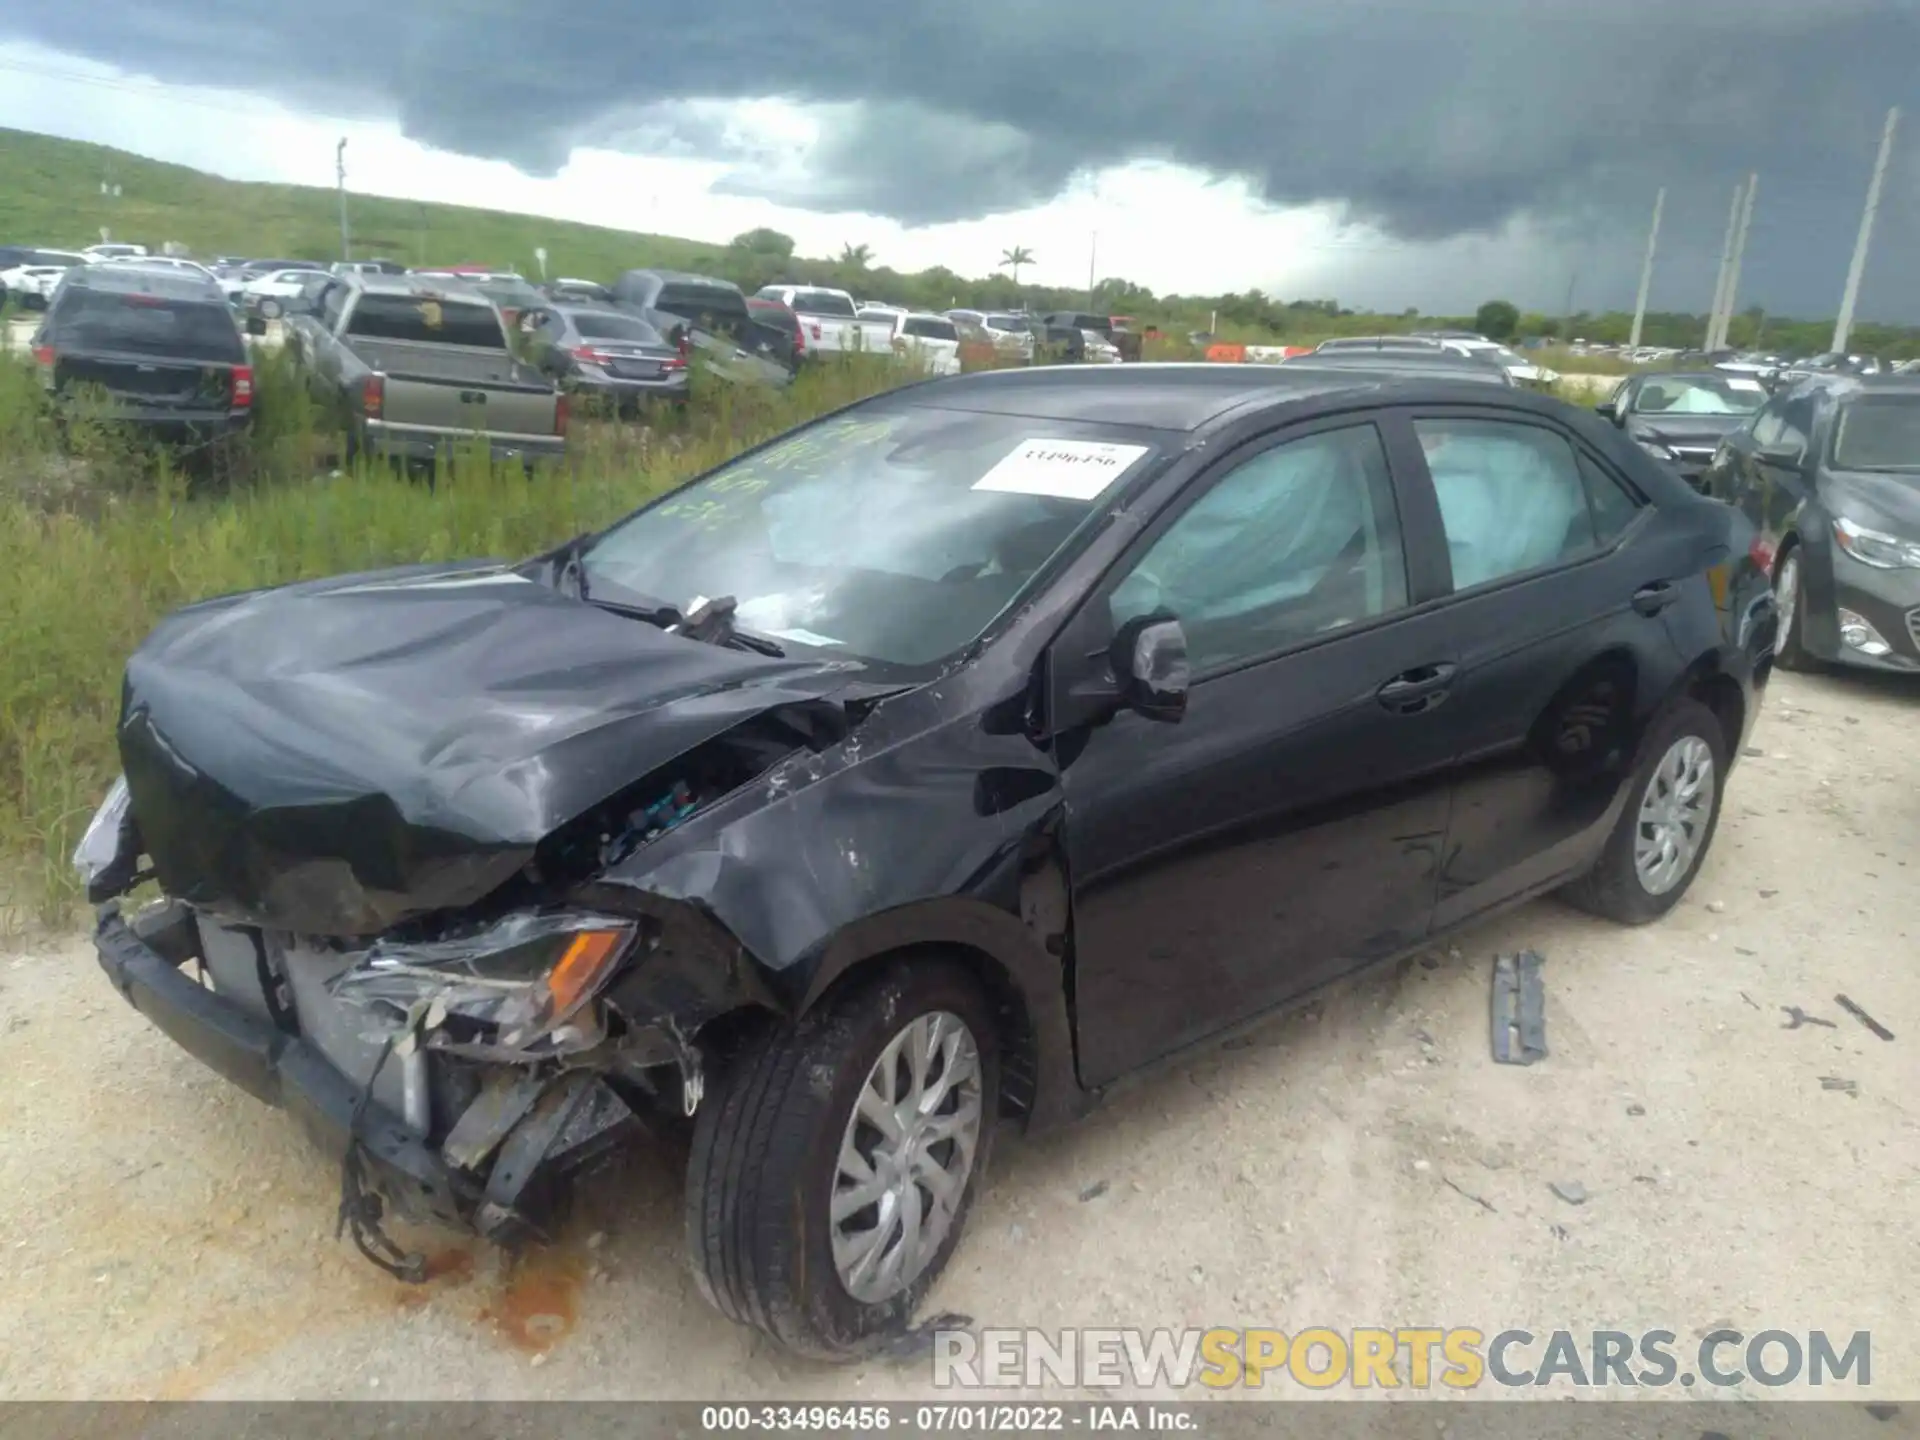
[1771,547,1817,671]
[686,960,998,1358]
[1562,698,1727,924]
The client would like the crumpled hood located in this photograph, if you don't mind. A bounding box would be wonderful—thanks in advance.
[118,560,861,935]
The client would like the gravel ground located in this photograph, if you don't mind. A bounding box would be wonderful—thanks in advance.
[1,668,1916,1402]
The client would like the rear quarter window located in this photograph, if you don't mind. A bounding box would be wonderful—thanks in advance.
[346,294,506,347]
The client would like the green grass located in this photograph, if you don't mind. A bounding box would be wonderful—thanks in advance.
[0,346,918,925]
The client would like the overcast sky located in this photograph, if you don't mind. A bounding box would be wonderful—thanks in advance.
[1,0,1916,319]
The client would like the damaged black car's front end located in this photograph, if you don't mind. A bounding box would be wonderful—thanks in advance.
[77,560,887,1275]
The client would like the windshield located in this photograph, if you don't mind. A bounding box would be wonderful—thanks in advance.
[1632,376,1767,416]
[581,406,1162,669]
[1831,396,1920,471]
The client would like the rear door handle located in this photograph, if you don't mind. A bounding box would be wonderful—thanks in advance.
[1632,581,1678,616]
[1377,662,1457,714]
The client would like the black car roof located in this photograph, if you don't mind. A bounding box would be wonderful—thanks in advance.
[907,362,1531,431]
[61,265,223,301]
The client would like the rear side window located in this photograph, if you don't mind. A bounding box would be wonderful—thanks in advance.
[572,312,663,343]
[903,317,958,341]
[50,289,243,363]
[346,294,505,348]
[786,289,856,318]
[1578,454,1642,543]
[749,303,799,335]
[1415,418,1598,590]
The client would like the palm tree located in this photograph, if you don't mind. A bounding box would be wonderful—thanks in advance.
[1000,246,1034,285]
[839,242,874,269]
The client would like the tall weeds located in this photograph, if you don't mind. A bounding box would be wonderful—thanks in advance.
[0,348,912,922]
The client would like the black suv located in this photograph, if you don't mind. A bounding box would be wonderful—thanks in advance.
[32,265,253,438]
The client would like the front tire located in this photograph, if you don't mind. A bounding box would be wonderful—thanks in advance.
[1771,545,1818,671]
[1562,698,1727,925]
[686,959,998,1358]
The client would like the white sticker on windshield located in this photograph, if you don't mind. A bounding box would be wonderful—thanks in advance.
[973,438,1151,501]
[1727,378,1765,392]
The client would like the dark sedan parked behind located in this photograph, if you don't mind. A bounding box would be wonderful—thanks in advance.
[519,303,689,413]
[81,366,1773,1362]
[1703,374,1920,671]
[1597,371,1768,491]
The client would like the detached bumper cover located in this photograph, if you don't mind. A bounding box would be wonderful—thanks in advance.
[92,904,475,1228]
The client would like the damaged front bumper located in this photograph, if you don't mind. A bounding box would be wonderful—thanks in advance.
[92,901,645,1256]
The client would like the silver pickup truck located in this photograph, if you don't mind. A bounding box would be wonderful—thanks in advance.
[286,274,566,465]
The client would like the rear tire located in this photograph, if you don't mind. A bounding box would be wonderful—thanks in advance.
[1562,698,1727,925]
[685,959,998,1359]
[1771,545,1818,672]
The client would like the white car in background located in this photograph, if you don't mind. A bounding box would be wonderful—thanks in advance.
[1442,337,1560,386]
[101,255,219,282]
[1,249,90,307]
[1080,328,1124,364]
[756,285,896,355]
[81,242,149,260]
[241,268,325,317]
[889,311,962,375]
[981,312,1037,363]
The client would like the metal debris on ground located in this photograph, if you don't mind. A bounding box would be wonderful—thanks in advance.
[1739,991,1761,1010]
[1627,1104,1646,1117]
[1443,1177,1496,1214]
[1078,1179,1110,1203]
[1780,1006,1837,1031]
[1549,1180,1589,1206]
[1820,1076,1860,1097]
[1834,994,1895,1041]
[1490,951,1547,1065]
[877,1312,973,1363]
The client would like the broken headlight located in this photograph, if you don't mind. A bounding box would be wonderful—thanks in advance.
[329,911,640,1057]
[72,775,139,901]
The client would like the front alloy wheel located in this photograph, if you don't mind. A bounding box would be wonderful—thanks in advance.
[1772,549,1816,670]
[686,960,998,1358]
[832,1011,984,1304]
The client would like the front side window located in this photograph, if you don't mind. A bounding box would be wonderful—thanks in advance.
[583,408,1163,670]
[1108,424,1408,674]
[1415,418,1597,590]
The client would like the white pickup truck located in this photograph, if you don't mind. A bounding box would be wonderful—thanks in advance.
[754,285,893,356]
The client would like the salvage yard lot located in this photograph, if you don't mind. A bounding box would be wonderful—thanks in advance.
[2,671,1914,1400]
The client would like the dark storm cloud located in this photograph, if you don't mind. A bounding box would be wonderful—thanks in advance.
[5,0,1918,313]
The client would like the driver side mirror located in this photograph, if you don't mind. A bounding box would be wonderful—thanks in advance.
[1594,398,1621,423]
[1109,613,1190,724]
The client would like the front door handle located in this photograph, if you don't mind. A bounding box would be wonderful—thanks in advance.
[1632,581,1678,616]
[1377,662,1457,715]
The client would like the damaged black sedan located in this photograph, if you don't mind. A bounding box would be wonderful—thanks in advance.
[81,365,1776,1358]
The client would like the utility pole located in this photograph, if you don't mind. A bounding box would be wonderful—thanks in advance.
[1628,187,1666,349]
[1720,172,1758,349]
[1833,106,1900,355]
[1087,231,1098,310]
[1561,268,1578,343]
[1705,178,1745,352]
[336,138,351,262]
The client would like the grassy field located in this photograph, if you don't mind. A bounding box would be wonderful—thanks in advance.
[0,344,928,925]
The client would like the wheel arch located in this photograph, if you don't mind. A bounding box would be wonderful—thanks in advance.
[791,891,1079,1129]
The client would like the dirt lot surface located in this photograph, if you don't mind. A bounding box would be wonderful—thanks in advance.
[2,669,1915,1402]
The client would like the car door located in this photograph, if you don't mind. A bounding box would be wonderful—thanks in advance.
[1054,415,1461,1087]
[1399,408,1694,927]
